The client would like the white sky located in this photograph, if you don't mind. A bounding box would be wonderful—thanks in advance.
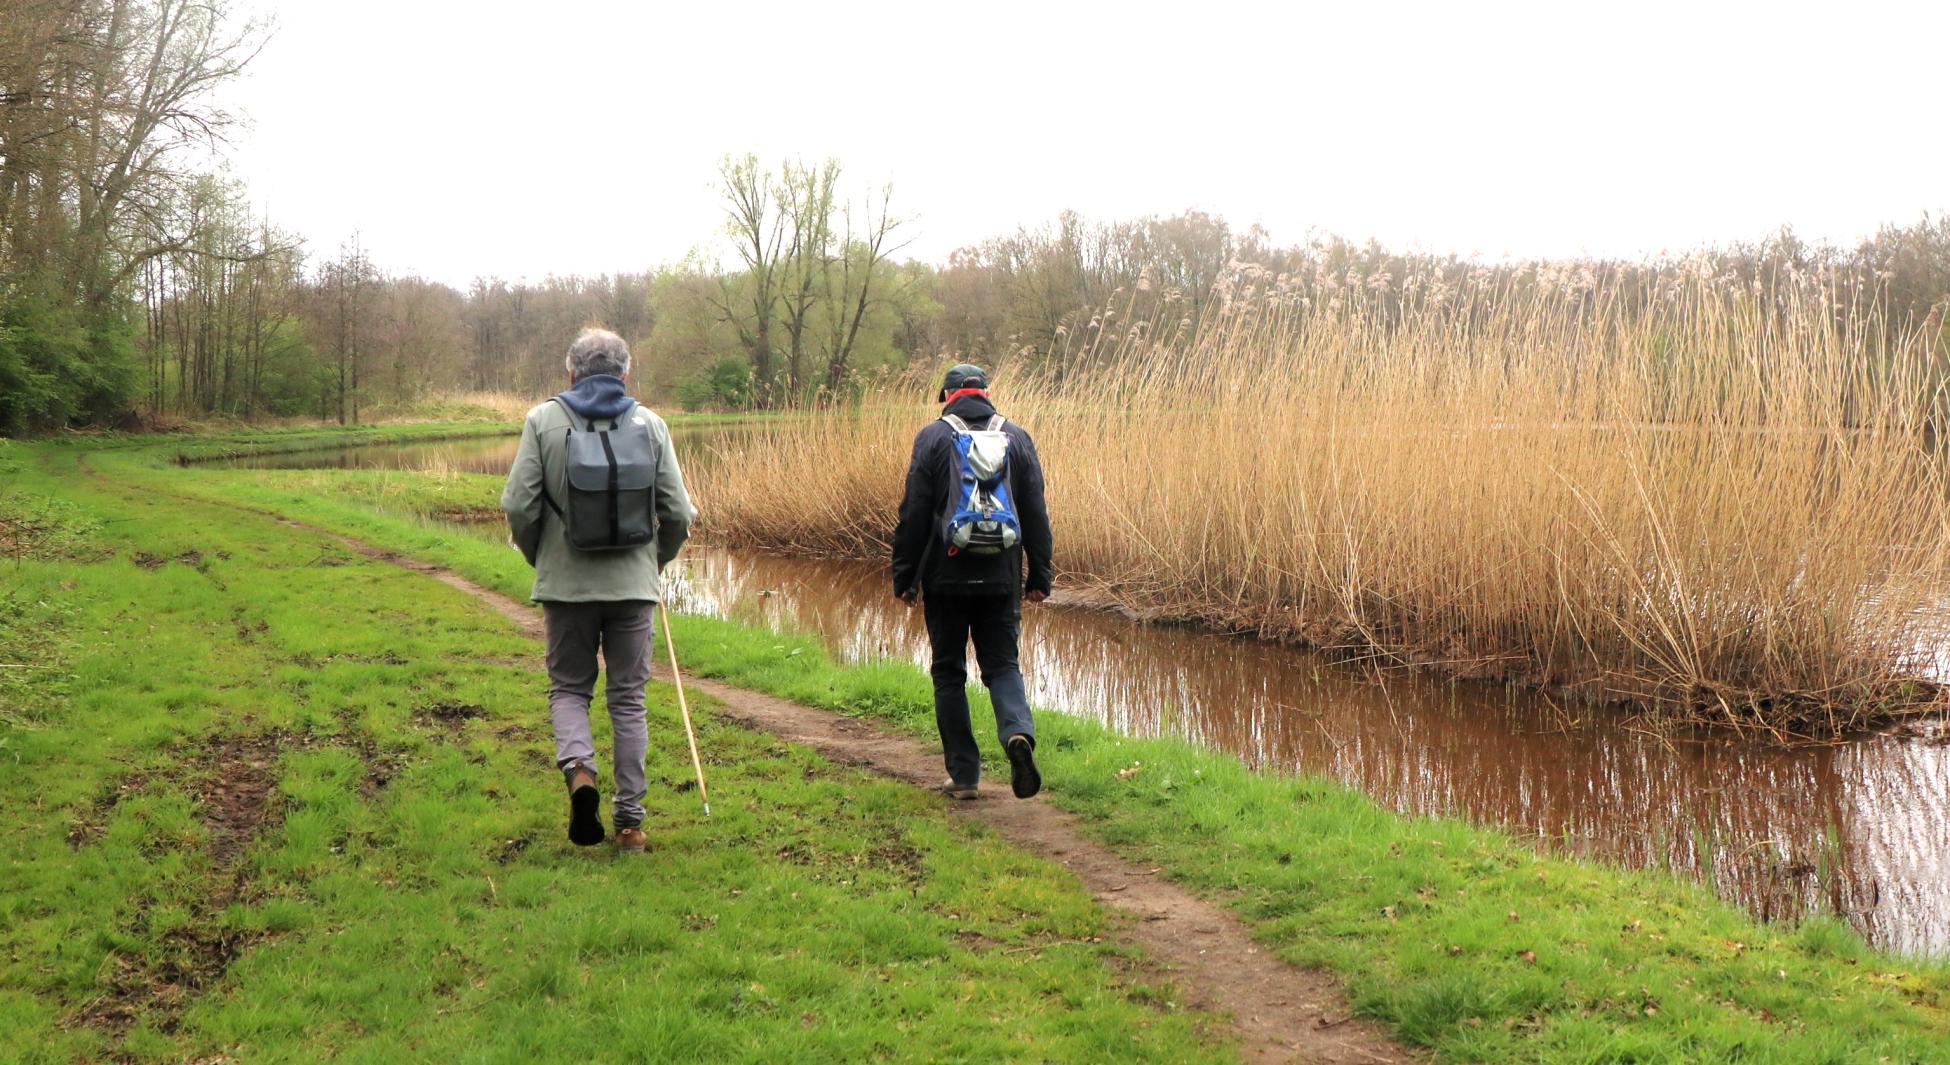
[218,0,1950,287]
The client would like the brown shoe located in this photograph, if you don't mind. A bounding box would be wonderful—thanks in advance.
[565,764,605,847]
[615,827,648,853]
[939,779,979,801]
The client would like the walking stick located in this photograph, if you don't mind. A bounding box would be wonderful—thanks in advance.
[659,600,711,816]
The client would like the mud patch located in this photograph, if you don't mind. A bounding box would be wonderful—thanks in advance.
[490,835,531,864]
[231,608,271,643]
[66,733,286,1041]
[866,837,927,884]
[414,701,487,734]
[417,700,486,721]
[492,721,541,743]
[192,734,283,866]
[130,548,211,572]
[66,771,151,849]
[359,749,407,800]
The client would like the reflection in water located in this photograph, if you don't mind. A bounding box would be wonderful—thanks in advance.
[212,435,525,474]
[215,429,1950,957]
[665,547,1950,958]
[210,424,756,478]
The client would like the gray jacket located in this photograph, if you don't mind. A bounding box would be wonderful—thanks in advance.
[500,400,695,603]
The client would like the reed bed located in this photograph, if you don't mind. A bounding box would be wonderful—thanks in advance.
[696,261,1950,733]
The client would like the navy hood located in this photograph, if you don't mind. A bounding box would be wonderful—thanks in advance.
[943,392,1000,424]
[557,374,636,422]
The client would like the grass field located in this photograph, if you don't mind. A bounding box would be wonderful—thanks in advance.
[5,426,1950,1062]
[0,431,1223,1063]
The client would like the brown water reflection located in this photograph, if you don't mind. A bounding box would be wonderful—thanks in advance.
[664,547,1950,957]
[211,435,525,474]
[213,429,1950,957]
[209,426,756,477]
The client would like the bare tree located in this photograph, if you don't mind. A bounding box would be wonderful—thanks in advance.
[319,238,373,424]
[777,159,837,400]
[714,153,786,407]
[0,0,266,304]
[820,182,909,394]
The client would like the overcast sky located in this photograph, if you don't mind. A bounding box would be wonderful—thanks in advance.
[218,0,1950,287]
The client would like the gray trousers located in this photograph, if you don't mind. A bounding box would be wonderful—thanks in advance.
[543,600,655,828]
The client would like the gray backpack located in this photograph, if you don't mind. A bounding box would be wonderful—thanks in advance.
[548,397,658,552]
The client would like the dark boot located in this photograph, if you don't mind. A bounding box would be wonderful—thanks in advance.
[565,764,605,846]
[1005,735,1041,799]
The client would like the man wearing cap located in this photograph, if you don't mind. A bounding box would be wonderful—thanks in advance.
[891,364,1055,800]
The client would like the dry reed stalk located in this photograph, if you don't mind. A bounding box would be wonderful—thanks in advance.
[696,262,1950,732]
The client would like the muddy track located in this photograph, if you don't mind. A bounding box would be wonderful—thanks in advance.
[67,733,284,1045]
[81,454,1417,1063]
[290,541,1414,1061]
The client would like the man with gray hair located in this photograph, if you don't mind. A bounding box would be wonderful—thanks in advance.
[502,327,696,853]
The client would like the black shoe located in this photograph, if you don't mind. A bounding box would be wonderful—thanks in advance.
[1005,736,1041,799]
[566,765,605,847]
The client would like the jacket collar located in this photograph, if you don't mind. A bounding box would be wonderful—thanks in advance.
[943,393,1000,424]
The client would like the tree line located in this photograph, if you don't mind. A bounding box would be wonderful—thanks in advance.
[5,0,1949,435]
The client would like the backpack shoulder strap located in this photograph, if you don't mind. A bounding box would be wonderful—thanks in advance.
[941,413,970,433]
[551,396,587,432]
[985,415,1006,432]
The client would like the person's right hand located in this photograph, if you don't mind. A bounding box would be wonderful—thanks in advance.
[1025,589,1049,604]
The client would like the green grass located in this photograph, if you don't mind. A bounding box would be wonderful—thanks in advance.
[0,433,1225,1063]
[9,425,1950,1062]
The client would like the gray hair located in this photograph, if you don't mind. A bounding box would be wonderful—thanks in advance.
[565,327,631,379]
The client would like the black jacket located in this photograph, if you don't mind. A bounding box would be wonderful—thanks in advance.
[891,394,1054,599]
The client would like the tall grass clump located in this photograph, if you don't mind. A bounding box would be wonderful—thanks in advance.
[698,259,1950,733]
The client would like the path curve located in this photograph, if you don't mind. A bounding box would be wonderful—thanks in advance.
[89,454,1417,1064]
[324,533,1415,1064]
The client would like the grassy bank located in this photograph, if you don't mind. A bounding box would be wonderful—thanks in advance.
[0,435,1224,1063]
[32,429,1950,1061]
[698,267,1950,733]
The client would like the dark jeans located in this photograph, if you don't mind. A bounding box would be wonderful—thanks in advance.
[923,591,1035,786]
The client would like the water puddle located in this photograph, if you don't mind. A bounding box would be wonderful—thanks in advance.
[210,429,1950,956]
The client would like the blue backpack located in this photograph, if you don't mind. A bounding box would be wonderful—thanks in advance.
[940,413,1022,556]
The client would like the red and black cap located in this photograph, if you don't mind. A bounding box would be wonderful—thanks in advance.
[938,363,989,402]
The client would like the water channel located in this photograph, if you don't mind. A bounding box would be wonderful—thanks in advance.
[209,429,1950,957]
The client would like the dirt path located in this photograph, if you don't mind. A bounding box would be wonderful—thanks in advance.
[87,456,1416,1063]
[316,535,1413,1064]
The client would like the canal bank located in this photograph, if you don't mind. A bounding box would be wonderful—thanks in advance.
[207,429,1950,958]
[55,423,1947,1060]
